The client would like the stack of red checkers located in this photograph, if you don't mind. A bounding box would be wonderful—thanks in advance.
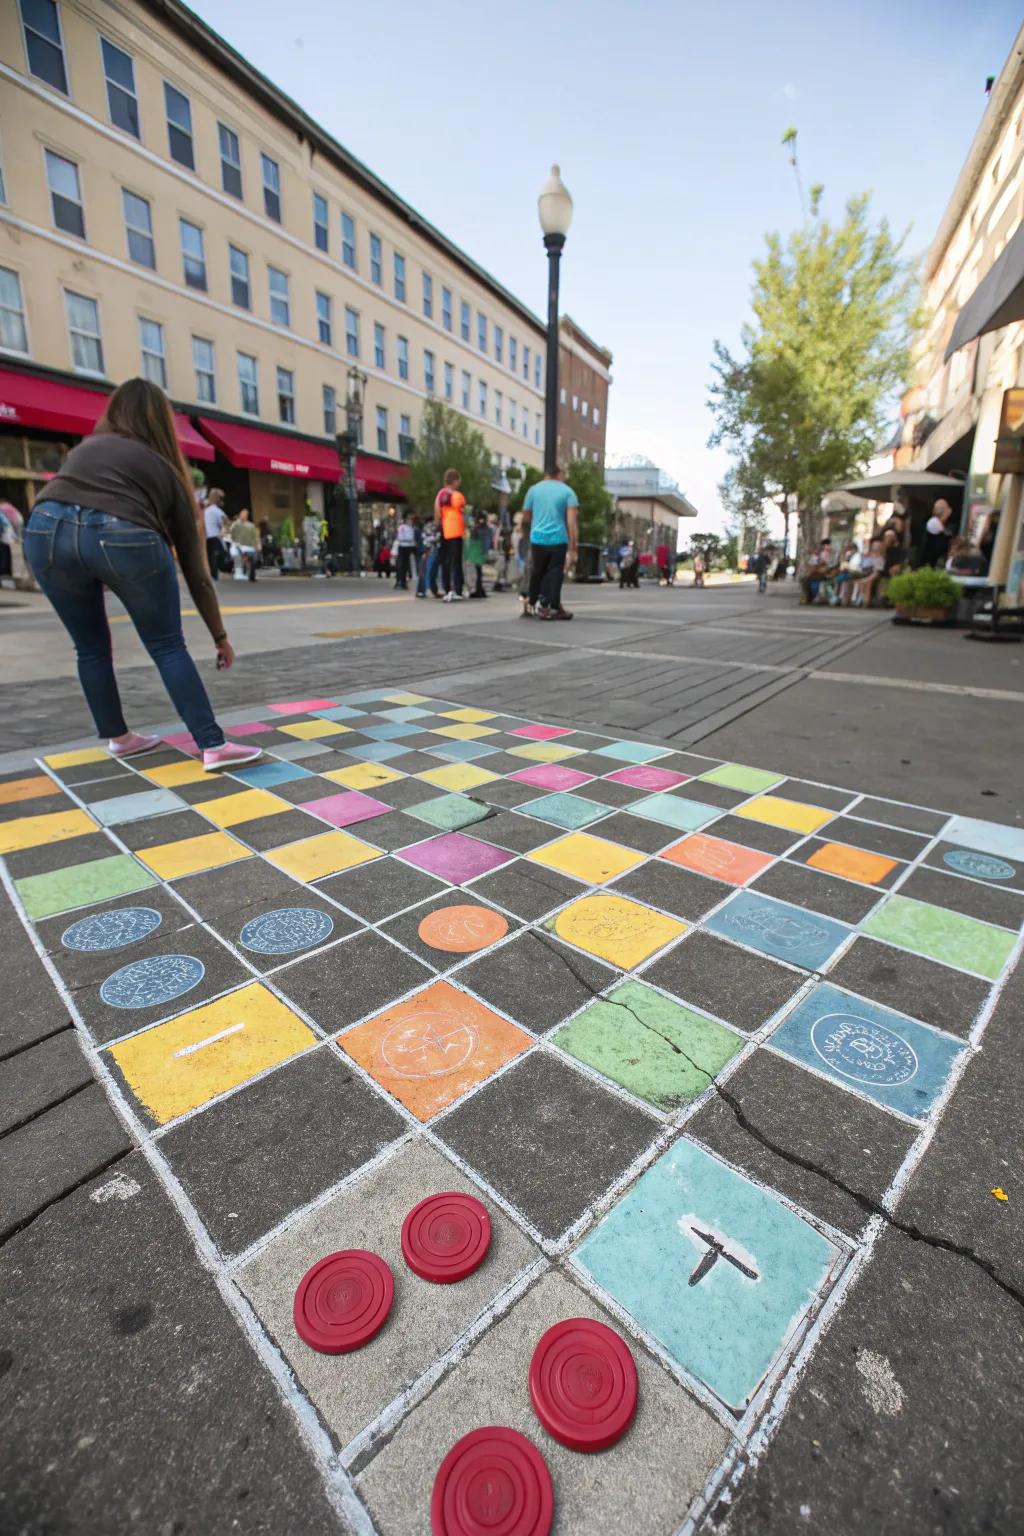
[293,1249,394,1354]
[431,1426,553,1536]
[402,1192,491,1284]
[529,1318,638,1451]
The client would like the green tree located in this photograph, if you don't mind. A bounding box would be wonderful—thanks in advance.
[406,400,496,517]
[687,532,724,566]
[509,464,543,514]
[566,458,614,543]
[708,192,917,558]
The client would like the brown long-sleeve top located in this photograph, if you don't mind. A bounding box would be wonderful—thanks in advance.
[37,431,224,638]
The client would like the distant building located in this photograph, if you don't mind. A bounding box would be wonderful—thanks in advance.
[605,459,698,558]
[557,316,612,467]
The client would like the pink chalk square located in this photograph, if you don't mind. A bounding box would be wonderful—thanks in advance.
[266,699,339,714]
[605,765,691,791]
[299,791,391,828]
[162,732,201,756]
[509,763,593,791]
[226,721,277,737]
[397,832,514,883]
[508,723,575,741]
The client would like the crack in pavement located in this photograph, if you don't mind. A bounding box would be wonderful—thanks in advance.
[534,933,1024,1310]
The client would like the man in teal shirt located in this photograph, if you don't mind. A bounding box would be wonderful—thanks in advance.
[523,465,578,620]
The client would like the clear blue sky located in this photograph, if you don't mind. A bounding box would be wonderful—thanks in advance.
[193,0,1021,533]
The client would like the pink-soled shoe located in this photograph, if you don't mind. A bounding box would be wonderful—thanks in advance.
[108,733,162,759]
[202,742,264,772]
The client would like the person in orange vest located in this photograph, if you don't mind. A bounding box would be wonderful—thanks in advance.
[435,467,466,602]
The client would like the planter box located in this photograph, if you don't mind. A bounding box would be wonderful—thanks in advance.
[892,605,955,625]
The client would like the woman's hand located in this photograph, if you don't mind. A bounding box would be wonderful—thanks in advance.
[215,636,235,671]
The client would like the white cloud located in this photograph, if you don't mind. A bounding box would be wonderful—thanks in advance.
[783,81,799,100]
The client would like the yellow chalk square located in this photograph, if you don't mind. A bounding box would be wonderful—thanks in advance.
[0,807,97,855]
[383,692,430,705]
[43,748,109,769]
[432,723,498,741]
[552,893,686,969]
[107,982,315,1125]
[141,760,212,788]
[193,788,289,827]
[440,708,497,724]
[138,831,251,880]
[279,720,351,739]
[527,831,645,884]
[322,762,406,790]
[735,795,834,835]
[416,762,499,792]
[508,742,581,763]
[266,829,382,881]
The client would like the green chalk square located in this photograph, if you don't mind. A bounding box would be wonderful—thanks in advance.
[406,793,490,832]
[15,853,158,920]
[698,763,784,794]
[553,979,743,1112]
[862,894,1016,982]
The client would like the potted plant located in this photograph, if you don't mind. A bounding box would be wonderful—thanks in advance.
[887,567,960,624]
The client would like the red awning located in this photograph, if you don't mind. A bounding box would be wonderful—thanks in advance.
[196,417,341,481]
[356,454,408,499]
[0,366,215,461]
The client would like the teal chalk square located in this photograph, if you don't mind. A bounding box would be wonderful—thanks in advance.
[768,983,965,1120]
[628,794,721,832]
[233,760,314,788]
[345,741,408,763]
[705,890,849,971]
[593,740,670,765]
[576,1139,839,1410]
[519,792,608,830]
[425,739,498,762]
[360,722,423,741]
[378,706,434,722]
[311,705,366,721]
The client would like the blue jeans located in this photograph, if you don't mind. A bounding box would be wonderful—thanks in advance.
[25,502,224,749]
[417,546,440,595]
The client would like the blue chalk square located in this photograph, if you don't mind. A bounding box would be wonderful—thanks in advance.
[518,792,609,830]
[377,706,435,722]
[424,739,498,762]
[268,740,333,761]
[91,788,186,826]
[628,794,722,832]
[943,815,1024,863]
[344,741,409,763]
[359,722,424,741]
[311,705,366,721]
[704,889,850,970]
[576,1139,841,1411]
[593,740,671,765]
[232,760,315,788]
[768,982,966,1121]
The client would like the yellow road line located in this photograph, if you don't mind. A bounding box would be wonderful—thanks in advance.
[111,594,409,623]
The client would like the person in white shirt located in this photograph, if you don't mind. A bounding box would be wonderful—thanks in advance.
[203,489,227,581]
[394,515,416,590]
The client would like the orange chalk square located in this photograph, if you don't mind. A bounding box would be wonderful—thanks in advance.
[807,842,899,885]
[0,775,59,806]
[660,833,774,885]
[338,980,532,1121]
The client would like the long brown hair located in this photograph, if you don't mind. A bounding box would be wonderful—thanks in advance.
[95,378,194,505]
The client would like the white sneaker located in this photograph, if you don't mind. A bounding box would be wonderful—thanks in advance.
[443,591,453,603]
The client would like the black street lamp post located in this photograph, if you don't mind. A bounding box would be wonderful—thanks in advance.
[537,166,573,475]
[335,365,367,574]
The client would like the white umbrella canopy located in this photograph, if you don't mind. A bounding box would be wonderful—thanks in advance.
[836,470,964,502]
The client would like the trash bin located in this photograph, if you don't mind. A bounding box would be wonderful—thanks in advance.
[574,543,604,583]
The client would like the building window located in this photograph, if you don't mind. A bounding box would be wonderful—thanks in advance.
[312,192,328,252]
[399,414,413,461]
[323,383,337,435]
[260,153,281,221]
[593,406,601,427]
[495,389,503,427]
[237,351,259,414]
[509,399,517,434]
[316,290,332,346]
[494,324,504,365]
[374,322,385,369]
[0,267,29,354]
[192,336,215,403]
[268,265,290,327]
[178,218,206,290]
[535,353,542,389]
[422,271,433,319]
[523,344,530,381]
[65,290,103,375]
[163,82,194,169]
[101,38,139,137]
[509,336,517,374]
[478,380,487,417]
[460,300,470,341]
[370,233,382,285]
[139,318,166,387]
[394,252,406,302]
[477,312,487,353]
[122,189,154,268]
[461,370,470,410]
[444,361,454,402]
[45,150,84,238]
[218,122,242,198]
[397,335,409,379]
[424,349,435,394]
[229,245,251,309]
[341,211,356,270]
[345,306,360,358]
[559,386,566,405]
[20,0,68,95]
[582,400,589,418]
[572,394,578,411]
[442,287,452,332]
[535,413,541,446]
[277,366,295,424]
[376,405,388,454]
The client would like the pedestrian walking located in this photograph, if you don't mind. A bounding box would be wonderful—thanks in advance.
[436,468,466,601]
[416,517,441,598]
[228,508,259,581]
[921,497,956,568]
[204,488,227,579]
[619,540,639,589]
[466,512,490,599]
[492,520,513,591]
[692,551,705,588]
[394,513,416,589]
[22,377,262,771]
[523,464,578,620]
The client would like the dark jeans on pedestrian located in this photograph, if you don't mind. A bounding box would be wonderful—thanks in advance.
[25,502,224,750]
[757,569,768,593]
[206,535,224,580]
[529,541,568,611]
[440,535,464,596]
[395,545,413,588]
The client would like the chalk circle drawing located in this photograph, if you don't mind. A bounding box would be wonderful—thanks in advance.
[729,904,825,951]
[62,906,163,952]
[381,1009,478,1079]
[942,848,1015,882]
[99,954,206,1011]
[810,1011,918,1087]
[240,907,335,955]
[418,904,509,954]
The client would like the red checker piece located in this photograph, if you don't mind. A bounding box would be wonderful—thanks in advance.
[402,1191,492,1284]
[431,1426,553,1536]
[293,1249,394,1354]
[529,1318,638,1452]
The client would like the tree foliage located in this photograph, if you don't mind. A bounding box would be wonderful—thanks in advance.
[687,532,724,566]
[708,192,918,555]
[406,400,496,517]
[566,458,615,543]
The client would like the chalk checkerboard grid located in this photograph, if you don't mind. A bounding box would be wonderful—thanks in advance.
[3,689,1022,1533]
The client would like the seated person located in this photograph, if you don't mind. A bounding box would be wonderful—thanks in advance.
[800,540,838,604]
[835,541,861,606]
[946,536,987,576]
[853,538,885,606]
